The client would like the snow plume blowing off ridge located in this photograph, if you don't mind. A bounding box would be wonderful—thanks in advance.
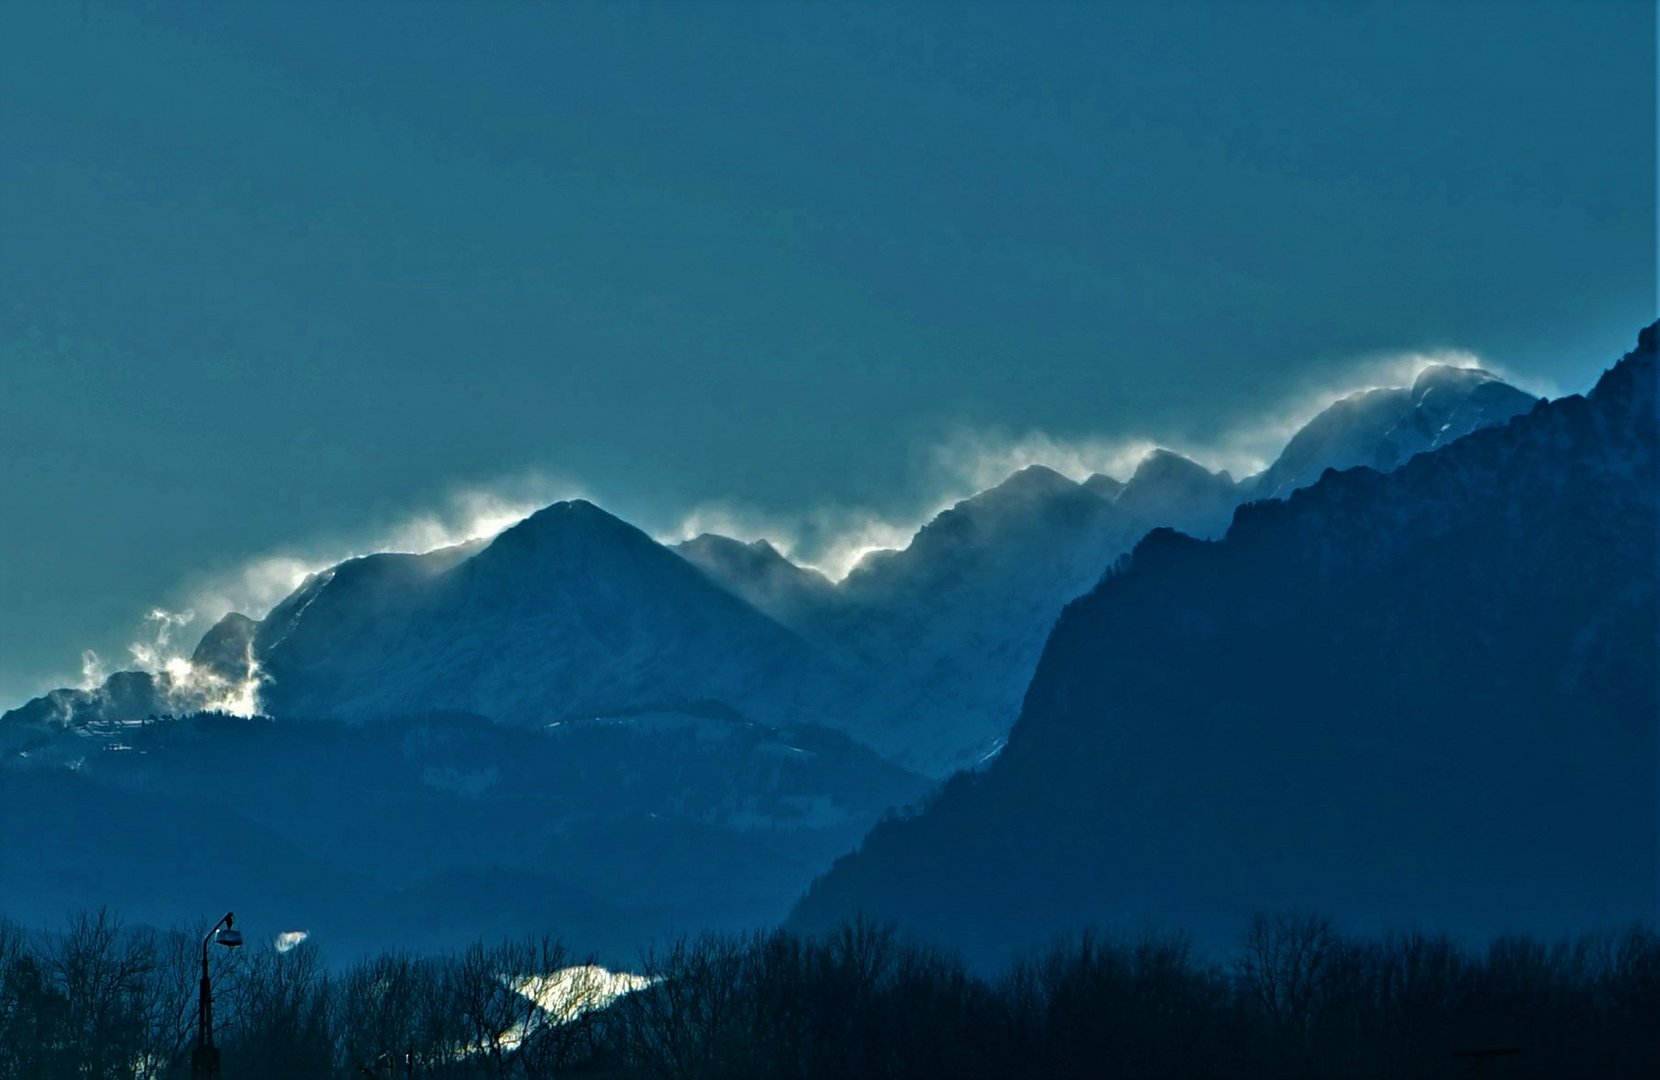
[935,349,1535,487]
[184,481,583,621]
[665,347,1546,581]
[66,477,584,718]
[663,501,928,582]
[42,347,1544,710]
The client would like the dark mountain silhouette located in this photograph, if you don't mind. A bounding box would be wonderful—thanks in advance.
[790,325,1658,969]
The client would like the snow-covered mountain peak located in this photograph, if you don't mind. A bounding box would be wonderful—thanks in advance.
[1247,363,1534,502]
[1125,448,1232,489]
[894,467,1098,553]
[977,463,1079,499]
[461,499,670,583]
[487,498,635,546]
[1409,362,1501,398]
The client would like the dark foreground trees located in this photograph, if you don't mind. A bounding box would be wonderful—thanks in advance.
[0,909,1654,1078]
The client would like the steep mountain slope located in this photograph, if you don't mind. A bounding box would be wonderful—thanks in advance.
[791,325,1658,968]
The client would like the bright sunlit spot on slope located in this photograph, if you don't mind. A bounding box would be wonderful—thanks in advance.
[459,965,655,1057]
[509,964,654,1022]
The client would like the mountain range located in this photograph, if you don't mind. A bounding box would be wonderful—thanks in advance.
[788,325,1658,968]
[2,354,1561,959]
[682,363,1537,773]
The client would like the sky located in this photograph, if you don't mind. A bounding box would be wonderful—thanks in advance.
[1,0,1655,708]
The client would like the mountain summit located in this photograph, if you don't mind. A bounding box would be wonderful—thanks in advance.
[1247,364,1536,500]
[254,500,818,724]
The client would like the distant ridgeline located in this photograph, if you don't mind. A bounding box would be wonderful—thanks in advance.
[4,359,1538,779]
[790,323,1659,969]
[6,332,1612,965]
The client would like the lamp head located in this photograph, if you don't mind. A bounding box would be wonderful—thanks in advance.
[216,928,243,949]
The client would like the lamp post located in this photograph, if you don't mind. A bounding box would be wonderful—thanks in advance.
[192,912,243,1079]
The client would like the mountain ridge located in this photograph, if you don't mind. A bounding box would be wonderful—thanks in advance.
[5,362,1547,779]
[787,325,1658,966]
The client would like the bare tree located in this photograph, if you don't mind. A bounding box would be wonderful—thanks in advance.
[41,908,155,1078]
[510,948,612,1076]
[131,924,202,1080]
[337,951,428,1075]
[1235,911,1336,1035]
[0,918,70,1080]
[615,932,746,1079]
[445,933,575,1075]
[224,937,333,1077]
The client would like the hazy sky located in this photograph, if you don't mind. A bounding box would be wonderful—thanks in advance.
[1,0,1654,706]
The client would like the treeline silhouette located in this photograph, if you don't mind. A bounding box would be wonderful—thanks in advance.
[1,909,1654,1078]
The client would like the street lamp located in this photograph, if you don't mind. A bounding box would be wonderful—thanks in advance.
[192,912,243,1079]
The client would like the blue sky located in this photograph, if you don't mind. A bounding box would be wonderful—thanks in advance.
[1,0,1654,706]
